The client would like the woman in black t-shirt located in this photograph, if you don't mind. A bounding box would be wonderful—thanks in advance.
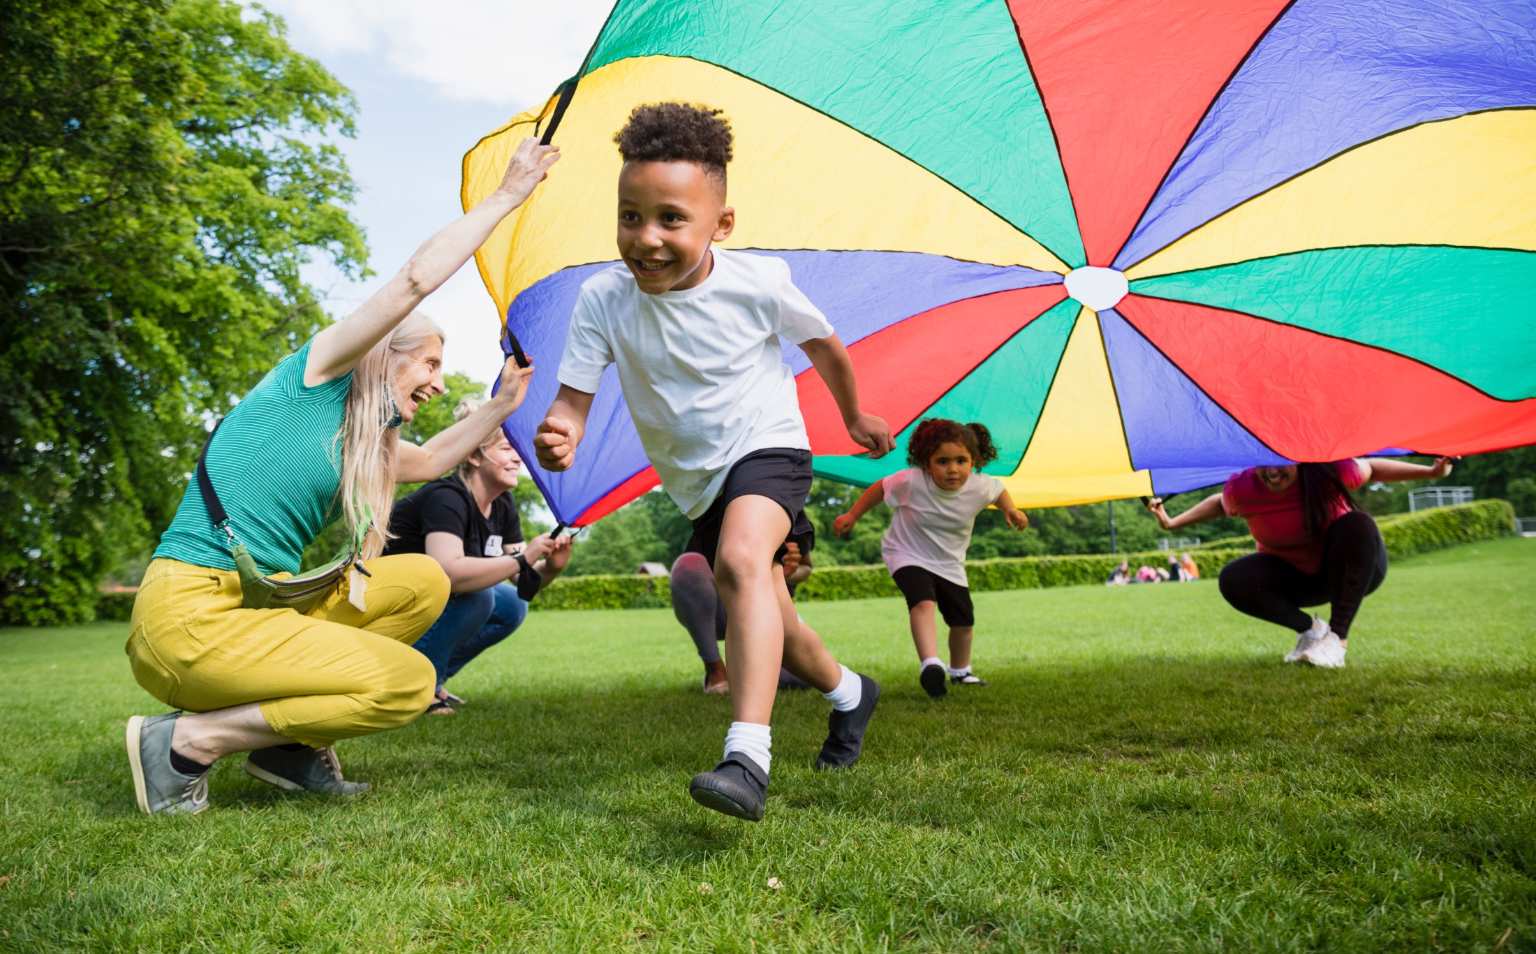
[387,405,569,712]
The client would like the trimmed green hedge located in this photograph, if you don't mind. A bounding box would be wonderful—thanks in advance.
[97,592,136,622]
[95,500,1516,617]
[529,499,1514,611]
[794,548,1252,603]
[1191,499,1515,559]
[532,573,673,612]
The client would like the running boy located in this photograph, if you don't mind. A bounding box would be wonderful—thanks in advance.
[534,102,893,821]
[834,419,1028,697]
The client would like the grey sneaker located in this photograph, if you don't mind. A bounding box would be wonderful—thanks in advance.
[689,753,768,821]
[245,745,370,796]
[126,713,209,816]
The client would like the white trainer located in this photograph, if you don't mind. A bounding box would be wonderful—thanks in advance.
[1299,631,1347,669]
[1285,617,1329,663]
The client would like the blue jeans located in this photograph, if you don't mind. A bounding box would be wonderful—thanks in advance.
[410,582,528,689]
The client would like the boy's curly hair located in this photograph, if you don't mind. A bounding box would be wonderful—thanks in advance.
[614,102,733,181]
[906,418,999,470]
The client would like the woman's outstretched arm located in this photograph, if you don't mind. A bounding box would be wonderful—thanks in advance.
[1147,492,1224,531]
[305,138,560,386]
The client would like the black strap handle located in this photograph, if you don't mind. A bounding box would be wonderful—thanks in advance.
[196,418,230,528]
[538,77,578,146]
[505,329,530,369]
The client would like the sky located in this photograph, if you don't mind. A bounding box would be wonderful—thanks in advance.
[253,0,613,383]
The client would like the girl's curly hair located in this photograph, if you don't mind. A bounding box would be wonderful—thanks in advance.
[906,418,998,469]
[614,103,733,181]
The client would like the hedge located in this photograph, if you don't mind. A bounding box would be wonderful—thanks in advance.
[527,499,1513,612]
[93,500,1516,618]
[1190,499,1515,560]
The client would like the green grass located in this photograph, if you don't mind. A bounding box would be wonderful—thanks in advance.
[2,539,1533,952]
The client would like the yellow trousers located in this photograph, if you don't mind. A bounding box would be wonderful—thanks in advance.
[127,556,449,747]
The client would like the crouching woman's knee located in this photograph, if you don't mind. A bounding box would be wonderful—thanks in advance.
[368,650,438,730]
[379,553,452,637]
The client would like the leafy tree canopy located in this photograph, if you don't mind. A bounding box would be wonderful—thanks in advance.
[1,0,365,624]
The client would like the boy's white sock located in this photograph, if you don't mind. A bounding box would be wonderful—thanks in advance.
[723,722,771,775]
[920,656,944,673]
[947,665,972,678]
[823,664,862,712]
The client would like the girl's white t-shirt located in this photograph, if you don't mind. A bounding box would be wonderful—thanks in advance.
[557,249,834,519]
[880,467,1004,587]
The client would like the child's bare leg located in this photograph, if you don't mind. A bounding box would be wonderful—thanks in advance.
[778,570,842,692]
[714,495,791,726]
[947,626,975,670]
[908,602,940,662]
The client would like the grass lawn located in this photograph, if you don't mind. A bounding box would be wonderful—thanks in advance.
[1,538,1533,952]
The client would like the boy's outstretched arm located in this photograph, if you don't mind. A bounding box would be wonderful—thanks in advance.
[534,385,595,472]
[800,335,893,457]
[833,481,885,536]
[997,489,1029,530]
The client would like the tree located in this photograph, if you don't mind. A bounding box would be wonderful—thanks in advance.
[1,0,365,623]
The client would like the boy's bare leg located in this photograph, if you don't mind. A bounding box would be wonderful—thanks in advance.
[947,626,975,670]
[778,571,841,692]
[713,495,792,725]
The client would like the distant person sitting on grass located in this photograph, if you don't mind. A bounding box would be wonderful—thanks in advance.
[1180,552,1201,581]
[672,541,814,695]
[385,401,572,715]
[833,419,1028,699]
[1147,457,1453,668]
[123,138,558,816]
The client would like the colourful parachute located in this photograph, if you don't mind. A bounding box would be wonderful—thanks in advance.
[462,0,1536,527]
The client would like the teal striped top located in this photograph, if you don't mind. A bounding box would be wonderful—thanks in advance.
[154,339,354,575]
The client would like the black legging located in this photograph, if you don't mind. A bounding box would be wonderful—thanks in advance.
[671,552,727,664]
[1217,510,1387,639]
[671,552,809,687]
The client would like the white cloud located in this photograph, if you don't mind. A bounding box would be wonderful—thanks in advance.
[256,0,612,107]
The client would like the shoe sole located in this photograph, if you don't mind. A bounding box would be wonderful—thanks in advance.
[920,666,947,698]
[1297,653,1345,669]
[688,780,763,821]
[244,760,306,792]
[126,716,151,815]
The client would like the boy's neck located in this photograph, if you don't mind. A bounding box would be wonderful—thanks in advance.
[668,247,715,293]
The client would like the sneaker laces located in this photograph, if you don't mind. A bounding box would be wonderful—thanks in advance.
[318,746,343,782]
[185,771,209,805]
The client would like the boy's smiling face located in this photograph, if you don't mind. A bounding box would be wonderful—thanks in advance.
[617,160,734,294]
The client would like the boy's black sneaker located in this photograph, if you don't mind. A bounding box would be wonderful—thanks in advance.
[949,672,988,687]
[815,673,881,770]
[920,663,948,698]
[689,753,768,821]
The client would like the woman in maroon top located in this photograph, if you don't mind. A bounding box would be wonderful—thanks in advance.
[1147,457,1453,668]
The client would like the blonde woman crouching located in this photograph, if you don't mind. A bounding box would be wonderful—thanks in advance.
[124,138,559,815]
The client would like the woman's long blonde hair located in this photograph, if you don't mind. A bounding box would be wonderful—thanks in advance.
[337,312,444,559]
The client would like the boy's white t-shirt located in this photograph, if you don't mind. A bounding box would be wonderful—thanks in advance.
[557,248,835,519]
[880,467,1005,587]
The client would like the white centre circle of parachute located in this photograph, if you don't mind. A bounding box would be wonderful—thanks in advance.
[1063,266,1129,311]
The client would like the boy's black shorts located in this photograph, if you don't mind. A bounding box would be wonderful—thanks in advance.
[685,448,815,569]
[892,565,975,628]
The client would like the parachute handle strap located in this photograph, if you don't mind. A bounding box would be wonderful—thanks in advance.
[537,76,579,146]
[502,76,580,369]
